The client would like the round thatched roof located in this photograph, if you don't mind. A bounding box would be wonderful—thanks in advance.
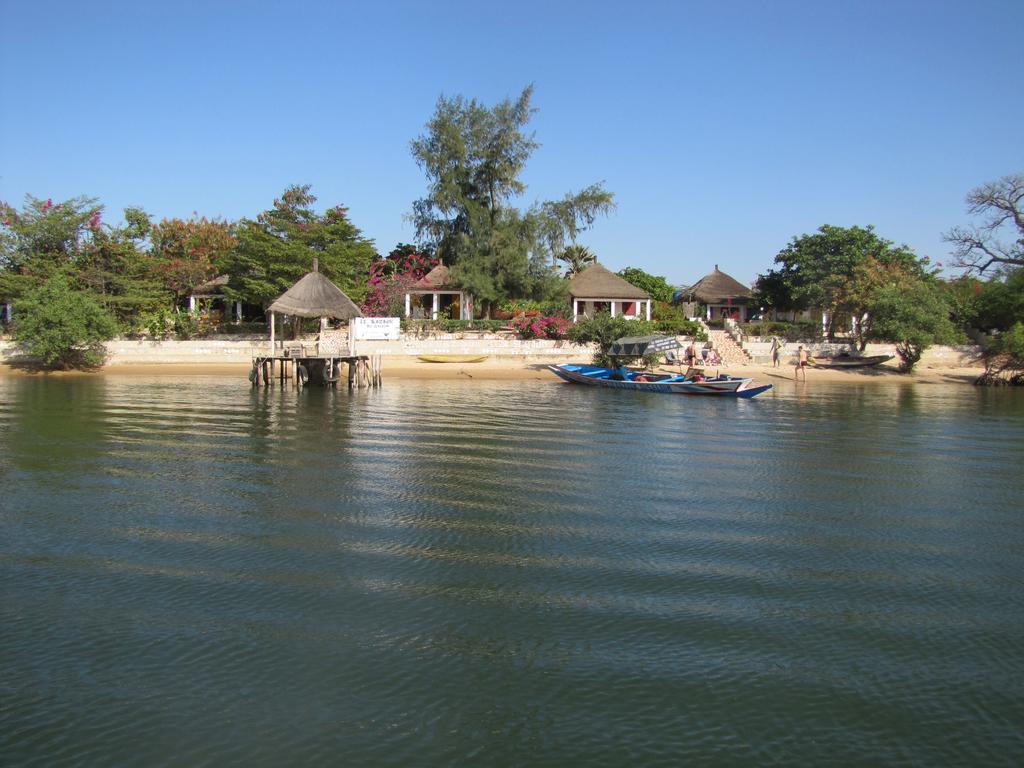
[568,263,649,299]
[681,266,753,303]
[190,274,230,298]
[411,264,453,289]
[268,271,363,319]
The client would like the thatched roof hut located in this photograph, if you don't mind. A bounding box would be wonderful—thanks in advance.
[678,265,755,321]
[567,263,651,321]
[411,264,451,289]
[568,263,649,300]
[192,274,230,298]
[680,266,753,304]
[268,268,362,319]
[405,263,472,320]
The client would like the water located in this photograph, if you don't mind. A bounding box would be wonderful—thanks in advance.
[1,374,1023,766]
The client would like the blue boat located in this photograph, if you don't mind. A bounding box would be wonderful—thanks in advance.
[547,364,772,398]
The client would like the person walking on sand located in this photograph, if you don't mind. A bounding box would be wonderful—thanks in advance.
[770,336,781,367]
[795,345,808,380]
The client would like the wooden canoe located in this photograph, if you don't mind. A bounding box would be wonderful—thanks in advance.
[808,354,894,369]
[417,355,489,363]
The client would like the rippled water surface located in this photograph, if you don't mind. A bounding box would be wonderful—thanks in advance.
[2,375,1023,766]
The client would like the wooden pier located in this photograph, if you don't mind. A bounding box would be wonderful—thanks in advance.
[250,352,382,388]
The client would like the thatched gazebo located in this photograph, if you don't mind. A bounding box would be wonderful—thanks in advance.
[677,265,754,321]
[266,259,362,354]
[568,263,651,321]
[404,263,472,320]
[187,275,241,322]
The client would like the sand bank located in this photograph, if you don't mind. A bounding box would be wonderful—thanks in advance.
[1,357,984,385]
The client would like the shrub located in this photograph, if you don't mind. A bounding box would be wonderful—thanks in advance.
[743,321,796,338]
[509,314,569,340]
[978,322,1024,385]
[569,314,658,365]
[143,309,173,340]
[499,299,542,315]
[782,321,822,343]
[409,319,507,333]
[212,321,268,335]
[12,275,119,369]
[868,282,958,372]
[173,311,201,340]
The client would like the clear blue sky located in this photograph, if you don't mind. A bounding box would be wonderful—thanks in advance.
[2,0,1021,288]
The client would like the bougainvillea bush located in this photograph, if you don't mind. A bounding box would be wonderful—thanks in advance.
[361,245,439,316]
[509,314,569,340]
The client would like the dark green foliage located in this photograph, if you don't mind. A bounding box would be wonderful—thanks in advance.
[556,244,596,277]
[410,86,614,314]
[976,268,1024,332]
[943,276,984,332]
[222,185,377,307]
[651,301,705,337]
[569,314,658,366]
[755,224,927,342]
[407,318,508,334]
[12,275,118,368]
[538,187,616,258]
[743,320,822,342]
[618,267,675,302]
[978,322,1024,385]
[1,196,166,330]
[1,195,104,300]
[942,268,1023,338]
[867,281,959,372]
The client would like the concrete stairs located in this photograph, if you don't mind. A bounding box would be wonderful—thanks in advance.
[708,329,753,366]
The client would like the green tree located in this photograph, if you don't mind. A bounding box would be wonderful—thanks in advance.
[557,244,596,277]
[77,208,166,326]
[975,268,1024,332]
[756,224,927,342]
[978,322,1024,385]
[0,195,104,300]
[569,312,658,366]
[12,274,118,368]
[410,86,615,315]
[942,275,984,332]
[867,279,958,372]
[617,266,675,302]
[149,214,236,307]
[1,196,164,329]
[944,172,1024,274]
[222,185,377,307]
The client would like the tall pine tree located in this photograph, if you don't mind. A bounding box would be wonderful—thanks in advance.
[410,86,615,316]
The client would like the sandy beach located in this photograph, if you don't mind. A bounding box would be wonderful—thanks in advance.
[0,357,985,385]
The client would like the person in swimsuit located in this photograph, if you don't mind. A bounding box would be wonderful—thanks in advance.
[795,345,808,380]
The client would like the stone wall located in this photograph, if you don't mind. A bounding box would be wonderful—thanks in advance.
[0,336,595,365]
[1,335,980,368]
[742,339,982,367]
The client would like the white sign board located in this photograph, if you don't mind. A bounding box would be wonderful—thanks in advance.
[352,317,401,340]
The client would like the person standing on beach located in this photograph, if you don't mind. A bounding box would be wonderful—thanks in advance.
[770,336,781,367]
[795,345,808,380]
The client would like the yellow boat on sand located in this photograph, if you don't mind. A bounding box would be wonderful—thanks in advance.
[417,355,489,363]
